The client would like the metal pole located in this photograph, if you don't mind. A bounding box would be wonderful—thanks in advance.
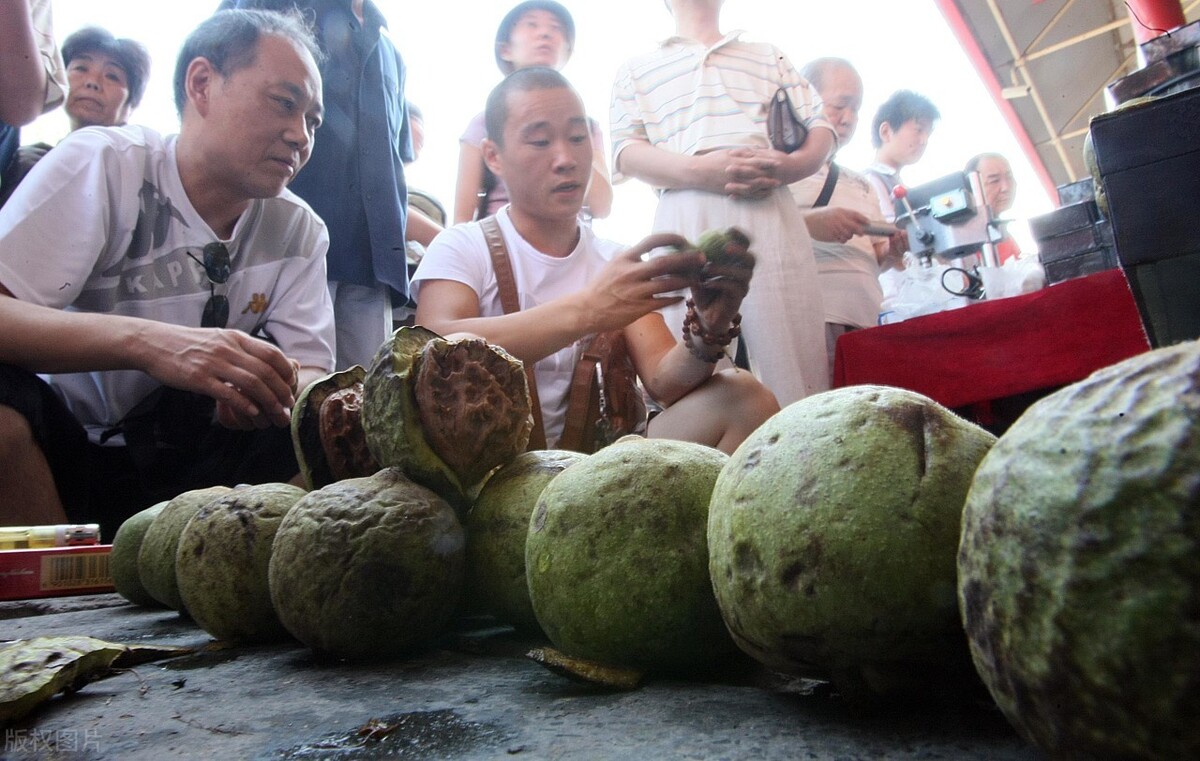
[1125,0,1187,44]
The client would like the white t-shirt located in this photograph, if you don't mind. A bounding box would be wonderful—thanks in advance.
[0,125,335,441]
[791,163,889,328]
[411,208,624,446]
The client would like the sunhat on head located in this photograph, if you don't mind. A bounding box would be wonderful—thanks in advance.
[494,0,576,74]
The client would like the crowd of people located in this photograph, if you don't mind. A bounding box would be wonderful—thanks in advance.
[0,0,1021,533]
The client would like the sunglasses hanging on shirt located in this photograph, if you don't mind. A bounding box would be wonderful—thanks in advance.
[188,241,231,329]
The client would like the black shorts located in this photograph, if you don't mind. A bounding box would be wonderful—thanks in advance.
[0,364,298,540]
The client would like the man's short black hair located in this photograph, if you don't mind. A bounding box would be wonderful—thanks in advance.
[485,66,574,147]
[173,8,322,116]
[871,90,940,149]
[62,27,152,109]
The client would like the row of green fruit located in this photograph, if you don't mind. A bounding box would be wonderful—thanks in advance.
[108,328,1199,760]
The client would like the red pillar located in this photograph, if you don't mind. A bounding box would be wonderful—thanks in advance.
[1125,0,1187,44]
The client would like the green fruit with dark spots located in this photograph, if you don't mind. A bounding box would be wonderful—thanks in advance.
[708,386,995,700]
[137,486,232,612]
[696,226,750,264]
[959,342,1200,759]
[526,438,733,672]
[111,501,168,607]
[465,449,587,632]
[269,468,465,660]
[176,483,307,644]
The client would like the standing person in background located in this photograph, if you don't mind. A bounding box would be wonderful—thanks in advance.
[0,0,66,194]
[966,151,1020,264]
[862,89,939,221]
[791,57,903,383]
[453,0,612,225]
[220,0,413,370]
[610,0,836,406]
[1,26,151,208]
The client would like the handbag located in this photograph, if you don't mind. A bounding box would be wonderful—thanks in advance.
[480,216,647,453]
[767,87,809,154]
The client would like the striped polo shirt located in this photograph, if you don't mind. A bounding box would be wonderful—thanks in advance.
[610,31,835,185]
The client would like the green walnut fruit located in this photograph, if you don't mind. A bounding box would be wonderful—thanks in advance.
[176,483,307,644]
[110,501,168,607]
[959,342,1200,759]
[465,449,587,632]
[269,468,465,660]
[138,486,232,612]
[362,326,533,510]
[526,438,733,672]
[708,386,995,700]
[695,226,750,264]
[292,366,379,490]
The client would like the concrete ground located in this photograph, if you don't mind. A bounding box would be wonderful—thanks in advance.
[1,594,1039,760]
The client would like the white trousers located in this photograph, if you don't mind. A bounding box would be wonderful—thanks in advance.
[653,188,829,407]
[328,280,394,371]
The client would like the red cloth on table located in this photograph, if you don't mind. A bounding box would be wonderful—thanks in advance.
[833,269,1151,409]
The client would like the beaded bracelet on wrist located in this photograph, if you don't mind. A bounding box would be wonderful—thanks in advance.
[681,298,742,363]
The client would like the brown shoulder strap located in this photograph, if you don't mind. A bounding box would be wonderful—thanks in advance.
[557,340,604,453]
[480,216,547,450]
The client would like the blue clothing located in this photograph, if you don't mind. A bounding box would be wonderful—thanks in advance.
[221,0,413,294]
[0,124,18,193]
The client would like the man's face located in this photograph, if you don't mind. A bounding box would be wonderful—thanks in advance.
[485,86,592,223]
[976,155,1016,214]
[65,51,132,131]
[499,10,570,71]
[816,67,863,145]
[193,33,323,200]
[881,117,934,167]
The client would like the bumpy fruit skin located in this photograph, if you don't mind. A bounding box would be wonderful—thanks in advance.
[526,438,733,672]
[362,327,532,509]
[465,450,587,632]
[137,486,232,612]
[696,226,750,264]
[959,342,1200,759]
[291,366,378,490]
[176,483,307,644]
[708,386,995,699]
[269,468,465,660]
[111,501,168,607]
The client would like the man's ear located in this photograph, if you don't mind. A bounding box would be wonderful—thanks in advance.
[185,57,218,118]
[482,138,503,178]
[878,121,893,145]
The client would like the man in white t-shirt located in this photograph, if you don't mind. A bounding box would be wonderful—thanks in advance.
[0,9,334,532]
[791,58,904,380]
[414,67,778,453]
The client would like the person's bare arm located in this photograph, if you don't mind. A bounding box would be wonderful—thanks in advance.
[626,236,755,405]
[615,142,746,194]
[0,0,49,126]
[0,286,299,428]
[416,234,705,365]
[406,206,442,247]
[452,143,486,224]
[772,128,836,185]
[585,148,613,219]
[804,207,871,243]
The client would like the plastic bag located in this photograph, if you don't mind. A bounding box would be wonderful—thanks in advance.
[978,254,1046,301]
[878,254,970,324]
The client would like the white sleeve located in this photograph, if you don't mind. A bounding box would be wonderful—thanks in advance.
[410,223,491,304]
[0,130,125,307]
[260,210,336,373]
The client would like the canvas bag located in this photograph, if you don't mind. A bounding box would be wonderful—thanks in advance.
[480,216,647,453]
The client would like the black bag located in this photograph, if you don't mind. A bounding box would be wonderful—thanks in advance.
[767,87,809,154]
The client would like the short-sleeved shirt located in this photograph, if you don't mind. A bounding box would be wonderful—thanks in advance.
[461,110,606,219]
[0,125,335,441]
[792,163,889,328]
[609,31,835,185]
[411,208,624,445]
[863,161,901,222]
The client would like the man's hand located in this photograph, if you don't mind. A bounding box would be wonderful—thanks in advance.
[718,148,782,199]
[139,325,301,430]
[583,233,707,332]
[805,207,872,244]
[689,234,754,336]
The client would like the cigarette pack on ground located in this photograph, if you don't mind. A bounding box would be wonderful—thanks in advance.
[0,545,114,601]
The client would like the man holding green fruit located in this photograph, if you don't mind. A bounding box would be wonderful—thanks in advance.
[413,67,778,454]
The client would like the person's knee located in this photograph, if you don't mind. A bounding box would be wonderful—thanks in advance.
[714,368,780,424]
[0,404,39,460]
